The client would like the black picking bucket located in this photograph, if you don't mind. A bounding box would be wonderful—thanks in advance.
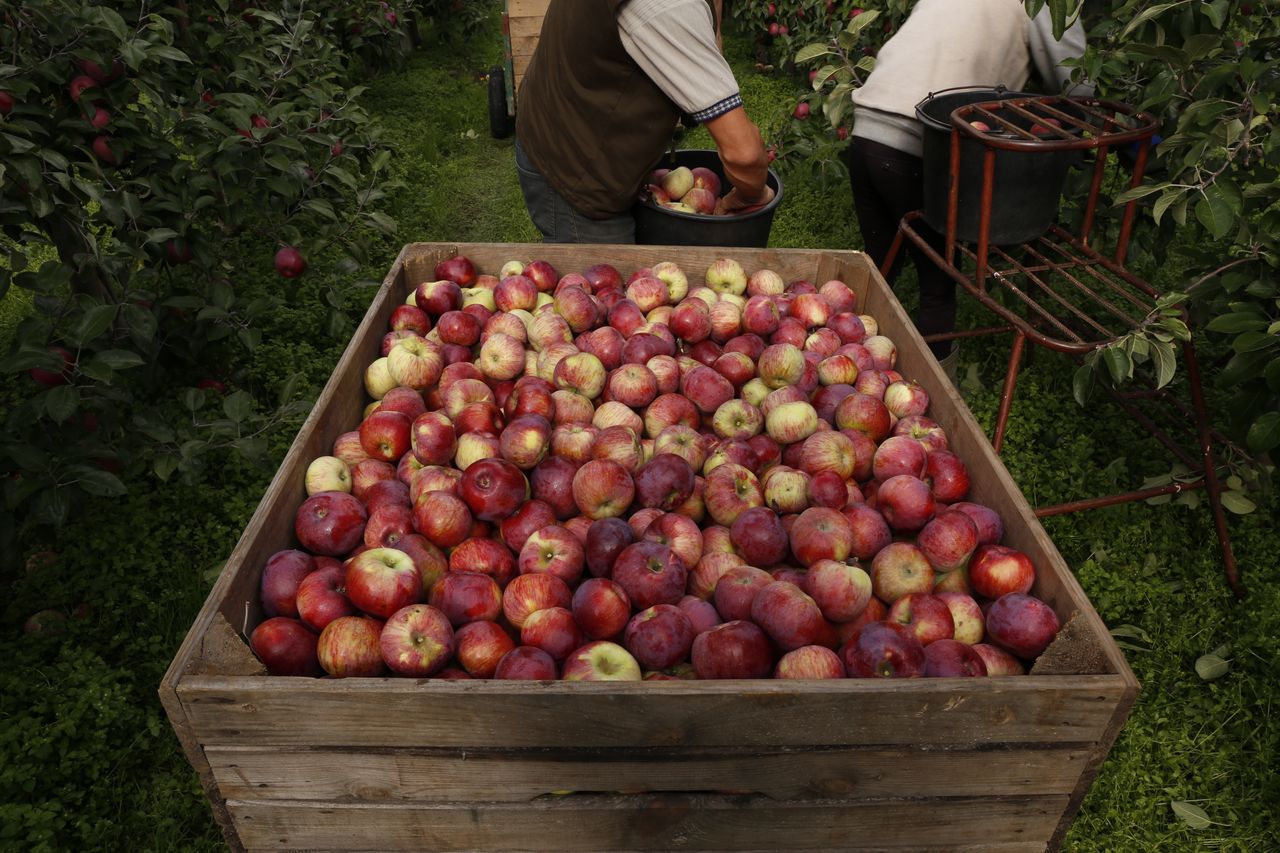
[917,87,1080,245]
[634,149,783,248]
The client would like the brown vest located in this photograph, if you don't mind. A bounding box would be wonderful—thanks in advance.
[516,0,712,219]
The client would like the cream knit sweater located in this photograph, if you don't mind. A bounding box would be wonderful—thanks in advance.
[851,0,1092,156]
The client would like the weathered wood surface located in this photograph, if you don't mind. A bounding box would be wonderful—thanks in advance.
[228,793,1068,851]
[208,743,1092,802]
[178,674,1126,749]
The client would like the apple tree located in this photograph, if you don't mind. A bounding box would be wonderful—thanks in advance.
[0,2,410,551]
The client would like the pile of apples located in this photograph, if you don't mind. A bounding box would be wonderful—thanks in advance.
[250,253,1063,681]
[643,165,744,217]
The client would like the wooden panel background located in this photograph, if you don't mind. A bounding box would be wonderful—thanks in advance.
[506,1,546,96]
[162,243,1138,853]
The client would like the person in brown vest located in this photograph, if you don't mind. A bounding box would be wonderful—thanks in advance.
[515,0,773,243]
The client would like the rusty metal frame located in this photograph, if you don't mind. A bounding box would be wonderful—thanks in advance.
[881,95,1243,597]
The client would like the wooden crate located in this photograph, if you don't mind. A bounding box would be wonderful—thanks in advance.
[160,243,1137,852]
[505,0,548,99]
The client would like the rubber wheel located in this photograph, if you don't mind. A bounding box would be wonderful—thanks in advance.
[488,66,512,139]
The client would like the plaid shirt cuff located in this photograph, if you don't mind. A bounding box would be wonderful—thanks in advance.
[689,93,743,124]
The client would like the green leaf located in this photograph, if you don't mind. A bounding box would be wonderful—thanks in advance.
[1199,0,1228,28]
[1072,363,1094,406]
[1170,800,1212,830]
[183,388,206,411]
[92,350,146,370]
[95,7,129,40]
[1206,312,1266,334]
[1194,186,1234,239]
[223,390,254,423]
[1102,347,1132,383]
[1151,341,1177,388]
[1232,332,1276,353]
[72,304,118,346]
[1246,412,1280,453]
[44,385,79,423]
[1120,2,1185,39]
[77,469,127,497]
[1194,653,1230,681]
[1220,490,1256,514]
[149,46,192,64]
[795,43,833,65]
[153,454,179,482]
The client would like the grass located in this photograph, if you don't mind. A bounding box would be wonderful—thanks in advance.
[0,9,1276,853]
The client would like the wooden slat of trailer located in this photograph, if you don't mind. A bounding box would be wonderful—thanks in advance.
[178,675,1124,749]
[507,0,550,17]
[207,743,1092,802]
[229,793,1068,851]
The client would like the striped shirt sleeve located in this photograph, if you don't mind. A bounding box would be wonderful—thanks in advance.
[617,0,742,123]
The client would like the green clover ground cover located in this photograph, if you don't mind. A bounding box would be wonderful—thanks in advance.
[1,13,1276,853]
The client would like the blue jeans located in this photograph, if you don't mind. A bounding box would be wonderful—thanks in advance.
[515,139,636,244]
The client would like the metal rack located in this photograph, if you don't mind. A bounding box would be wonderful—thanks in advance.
[883,96,1244,597]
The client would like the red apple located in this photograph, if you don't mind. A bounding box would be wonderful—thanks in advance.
[250,617,322,677]
[561,640,642,681]
[624,604,695,670]
[296,560,358,631]
[435,254,478,286]
[917,509,980,573]
[571,459,635,520]
[875,474,936,532]
[788,506,853,567]
[530,455,580,519]
[495,646,558,680]
[775,645,845,679]
[379,604,454,676]
[632,453,696,511]
[519,524,586,583]
[317,615,386,677]
[502,572,572,629]
[972,642,1027,676]
[870,541,935,604]
[924,450,971,503]
[840,621,925,678]
[448,537,516,587]
[935,591,985,645]
[611,541,687,609]
[886,593,955,646]
[984,593,1061,659]
[969,544,1037,599]
[712,564,774,621]
[295,491,367,556]
[428,571,502,627]
[950,501,1004,546]
[260,549,315,618]
[750,581,828,650]
[412,490,473,549]
[691,620,773,679]
[455,620,516,678]
[801,559,872,623]
[345,547,423,618]
[459,458,529,521]
[584,517,635,578]
[728,505,788,566]
[923,638,987,677]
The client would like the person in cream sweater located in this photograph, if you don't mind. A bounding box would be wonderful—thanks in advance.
[846,0,1092,369]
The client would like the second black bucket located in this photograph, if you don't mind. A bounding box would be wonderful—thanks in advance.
[917,87,1079,245]
[634,149,782,248]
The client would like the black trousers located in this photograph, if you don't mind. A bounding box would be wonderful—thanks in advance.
[845,137,956,359]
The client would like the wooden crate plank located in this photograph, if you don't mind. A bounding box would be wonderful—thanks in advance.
[229,793,1068,851]
[178,675,1126,749]
[507,17,543,41]
[507,0,550,18]
[208,743,1092,802]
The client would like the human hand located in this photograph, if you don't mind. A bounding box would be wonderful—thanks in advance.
[714,185,775,216]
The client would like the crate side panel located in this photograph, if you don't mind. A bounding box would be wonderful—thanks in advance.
[208,743,1092,802]
[229,793,1068,851]
[179,676,1125,749]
